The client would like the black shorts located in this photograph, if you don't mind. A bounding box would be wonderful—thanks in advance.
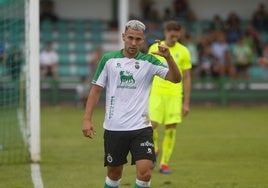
[236,63,251,72]
[103,127,156,167]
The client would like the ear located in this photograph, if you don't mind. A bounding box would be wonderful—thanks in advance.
[122,33,125,41]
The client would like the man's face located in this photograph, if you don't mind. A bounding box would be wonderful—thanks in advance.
[46,44,52,51]
[122,28,145,57]
[164,30,180,46]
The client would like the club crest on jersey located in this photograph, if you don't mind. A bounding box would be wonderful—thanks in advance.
[116,63,121,68]
[135,62,140,69]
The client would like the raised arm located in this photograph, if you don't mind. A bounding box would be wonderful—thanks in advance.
[151,40,181,83]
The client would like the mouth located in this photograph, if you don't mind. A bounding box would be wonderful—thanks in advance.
[129,47,137,51]
[171,37,178,42]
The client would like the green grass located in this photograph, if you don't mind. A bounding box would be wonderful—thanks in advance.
[0,108,30,164]
[1,105,268,188]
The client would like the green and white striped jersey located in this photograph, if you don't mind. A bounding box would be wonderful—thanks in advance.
[92,50,168,131]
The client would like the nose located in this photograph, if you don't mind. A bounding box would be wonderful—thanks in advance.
[131,39,137,46]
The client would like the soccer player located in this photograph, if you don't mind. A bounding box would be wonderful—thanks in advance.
[82,20,181,188]
[149,20,192,174]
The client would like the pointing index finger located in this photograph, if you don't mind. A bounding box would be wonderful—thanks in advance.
[155,39,161,45]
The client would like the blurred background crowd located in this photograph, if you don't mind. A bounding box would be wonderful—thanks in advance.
[136,0,268,81]
[39,0,268,83]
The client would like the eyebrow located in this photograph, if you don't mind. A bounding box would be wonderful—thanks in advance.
[126,35,143,41]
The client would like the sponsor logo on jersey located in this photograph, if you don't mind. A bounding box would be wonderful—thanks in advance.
[106,153,113,163]
[117,70,137,89]
[119,71,135,83]
[140,140,154,147]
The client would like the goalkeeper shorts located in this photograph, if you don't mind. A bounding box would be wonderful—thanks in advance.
[149,94,182,125]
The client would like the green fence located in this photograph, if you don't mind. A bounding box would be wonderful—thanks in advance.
[191,78,268,106]
[38,77,268,106]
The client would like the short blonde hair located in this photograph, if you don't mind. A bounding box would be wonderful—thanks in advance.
[125,20,146,32]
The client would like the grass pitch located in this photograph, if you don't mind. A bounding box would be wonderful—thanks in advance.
[1,105,268,188]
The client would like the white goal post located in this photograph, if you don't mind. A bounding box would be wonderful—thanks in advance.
[26,0,40,162]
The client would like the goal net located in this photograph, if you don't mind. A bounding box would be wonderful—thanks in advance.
[0,0,40,164]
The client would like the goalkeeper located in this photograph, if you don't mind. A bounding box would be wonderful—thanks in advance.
[149,20,192,174]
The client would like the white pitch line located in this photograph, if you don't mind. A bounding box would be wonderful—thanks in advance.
[17,110,44,187]
[31,163,44,188]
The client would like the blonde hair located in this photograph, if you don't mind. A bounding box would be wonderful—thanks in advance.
[125,20,146,32]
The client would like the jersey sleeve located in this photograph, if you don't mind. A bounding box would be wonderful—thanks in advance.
[148,53,169,80]
[91,55,107,88]
[155,66,168,80]
[148,42,166,63]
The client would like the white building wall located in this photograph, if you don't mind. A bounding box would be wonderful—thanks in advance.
[54,0,112,19]
[189,0,267,20]
[53,0,267,20]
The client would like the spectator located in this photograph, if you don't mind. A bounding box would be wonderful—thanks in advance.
[244,23,262,56]
[187,8,197,23]
[224,12,242,44]
[210,32,230,77]
[40,0,58,23]
[183,33,199,79]
[223,50,236,79]
[40,42,59,79]
[147,5,162,23]
[163,7,173,21]
[198,44,219,79]
[7,46,22,81]
[257,42,268,78]
[233,37,253,80]
[209,14,225,32]
[88,45,103,81]
[197,34,212,59]
[252,3,268,32]
[145,22,163,47]
[139,0,155,20]
[75,76,90,108]
[173,0,188,20]
[0,44,4,66]
[258,42,268,65]
[173,0,196,23]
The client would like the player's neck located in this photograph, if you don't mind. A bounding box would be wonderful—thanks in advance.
[122,49,138,59]
[165,40,176,47]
